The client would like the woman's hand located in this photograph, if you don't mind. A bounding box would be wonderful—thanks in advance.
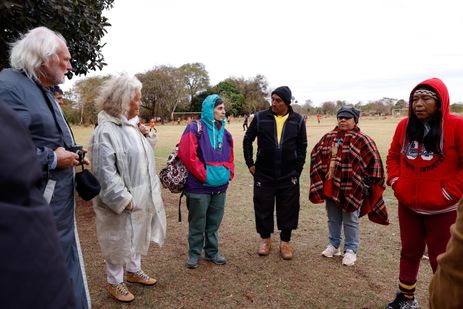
[138,123,149,137]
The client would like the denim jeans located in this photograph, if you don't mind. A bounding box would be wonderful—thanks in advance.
[325,199,360,253]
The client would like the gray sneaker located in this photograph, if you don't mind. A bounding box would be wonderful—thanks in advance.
[204,254,226,265]
[186,256,199,269]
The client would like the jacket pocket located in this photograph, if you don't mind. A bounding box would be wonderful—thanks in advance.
[204,165,230,187]
[415,179,456,210]
[392,177,414,206]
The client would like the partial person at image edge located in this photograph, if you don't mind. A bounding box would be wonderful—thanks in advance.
[0,26,90,308]
[385,78,463,309]
[0,102,75,309]
[429,198,463,308]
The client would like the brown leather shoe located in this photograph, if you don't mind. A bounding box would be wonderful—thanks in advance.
[126,270,157,286]
[257,238,272,256]
[280,241,294,260]
[107,282,135,303]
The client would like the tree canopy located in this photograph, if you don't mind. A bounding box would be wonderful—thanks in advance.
[0,0,114,77]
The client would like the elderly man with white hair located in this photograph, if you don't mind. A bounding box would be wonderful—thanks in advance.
[0,27,90,308]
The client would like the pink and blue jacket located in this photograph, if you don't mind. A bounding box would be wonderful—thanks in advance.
[178,94,234,194]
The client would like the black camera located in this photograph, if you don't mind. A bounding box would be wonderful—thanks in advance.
[68,145,85,163]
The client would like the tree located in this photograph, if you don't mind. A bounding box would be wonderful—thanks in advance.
[73,76,109,125]
[179,63,210,110]
[211,80,244,116]
[394,99,407,109]
[450,103,463,113]
[0,0,114,77]
[213,75,269,115]
[60,91,80,125]
[321,101,336,115]
[335,100,348,109]
[137,66,187,121]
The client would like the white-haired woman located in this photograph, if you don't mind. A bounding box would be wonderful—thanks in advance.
[89,74,166,303]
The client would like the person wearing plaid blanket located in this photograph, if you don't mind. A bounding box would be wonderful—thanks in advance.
[309,106,388,267]
[385,78,463,309]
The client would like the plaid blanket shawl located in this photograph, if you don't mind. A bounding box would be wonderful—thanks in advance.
[309,126,389,225]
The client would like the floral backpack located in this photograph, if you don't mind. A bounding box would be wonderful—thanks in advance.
[159,120,202,221]
[159,145,188,194]
[159,120,202,193]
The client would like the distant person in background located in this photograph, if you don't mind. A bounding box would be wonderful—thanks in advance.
[150,118,157,132]
[53,85,64,106]
[243,113,249,131]
[0,26,90,308]
[178,94,234,269]
[243,86,307,260]
[309,106,389,267]
[317,114,321,124]
[0,102,75,309]
[385,78,463,309]
[89,74,166,303]
[429,199,463,309]
[248,113,255,126]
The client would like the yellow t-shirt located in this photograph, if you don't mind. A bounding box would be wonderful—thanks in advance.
[274,114,289,144]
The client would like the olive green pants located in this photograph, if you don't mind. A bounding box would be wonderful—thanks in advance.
[186,192,226,258]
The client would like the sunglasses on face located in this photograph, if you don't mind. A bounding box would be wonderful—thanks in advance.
[337,116,353,120]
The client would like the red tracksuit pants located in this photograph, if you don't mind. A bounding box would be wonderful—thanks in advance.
[398,204,457,283]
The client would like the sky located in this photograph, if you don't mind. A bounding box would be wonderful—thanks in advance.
[62,0,463,106]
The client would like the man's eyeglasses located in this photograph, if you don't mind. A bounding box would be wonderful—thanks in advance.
[337,116,353,120]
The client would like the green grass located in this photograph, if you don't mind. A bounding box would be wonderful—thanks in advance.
[74,116,433,309]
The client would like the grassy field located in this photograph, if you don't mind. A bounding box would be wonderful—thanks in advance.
[74,116,433,309]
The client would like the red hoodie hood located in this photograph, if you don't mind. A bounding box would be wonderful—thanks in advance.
[405,77,450,154]
[409,77,450,118]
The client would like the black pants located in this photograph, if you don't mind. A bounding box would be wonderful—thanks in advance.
[253,174,300,241]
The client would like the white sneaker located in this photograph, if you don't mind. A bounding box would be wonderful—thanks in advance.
[342,249,357,266]
[321,244,341,258]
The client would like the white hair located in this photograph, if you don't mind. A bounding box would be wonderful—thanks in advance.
[96,73,142,118]
[9,27,66,80]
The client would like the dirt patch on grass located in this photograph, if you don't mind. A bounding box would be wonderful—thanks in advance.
[77,186,432,309]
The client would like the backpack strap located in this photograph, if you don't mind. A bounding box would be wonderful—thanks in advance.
[195,119,203,138]
[178,191,185,222]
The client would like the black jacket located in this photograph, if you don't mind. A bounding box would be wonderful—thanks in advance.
[243,106,307,179]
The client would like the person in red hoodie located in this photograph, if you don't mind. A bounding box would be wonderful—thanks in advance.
[385,78,463,309]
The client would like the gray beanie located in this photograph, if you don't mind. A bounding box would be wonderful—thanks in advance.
[337,106,360,123]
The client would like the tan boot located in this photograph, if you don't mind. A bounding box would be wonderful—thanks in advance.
[126,270,157,286]
[257,238,272,256]
[107,282,135,303]
[280,241,294,260]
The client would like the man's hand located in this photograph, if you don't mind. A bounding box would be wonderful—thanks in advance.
[249,165,256,175]
[55,147,79,169]
[125,202,133,211]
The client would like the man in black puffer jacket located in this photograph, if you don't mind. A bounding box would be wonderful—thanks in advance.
[243,86,307,260]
